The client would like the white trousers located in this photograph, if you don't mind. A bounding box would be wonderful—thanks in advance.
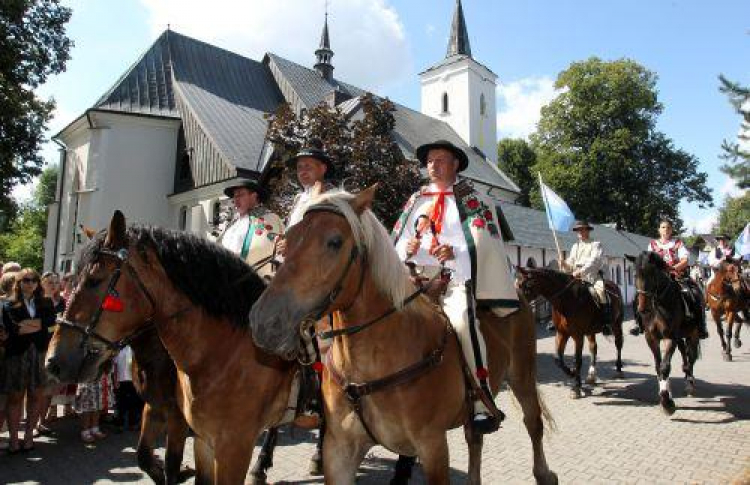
[441,280,490,413]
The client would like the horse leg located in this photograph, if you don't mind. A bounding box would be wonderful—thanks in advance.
[554,332,574,378]
[136,403,167,485]
[585,334,597,386]
[724,312,734,361]
[309,420,325,476]
[250,428,278,485]
[570,335,584,398]
[213,435,256,485]
[507,374,557,485]
[658,338,677,415]
[613,307,624,378]
[165,410,193,485]
[733,315,742,348]
[193,436,214,485]
[712,308,727,354]
[322,429,368,485]
[676,339,695,397]
[416,437,450,485]
[464,425,483,485]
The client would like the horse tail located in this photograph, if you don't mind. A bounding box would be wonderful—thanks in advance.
[536,386,557,433]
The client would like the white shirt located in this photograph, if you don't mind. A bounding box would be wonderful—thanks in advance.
[287,186,314,230]
[221,214,251,255]
[648,239,689,265]
[114,346,133,382]
[24,297,36,318]
[395,184,471,283]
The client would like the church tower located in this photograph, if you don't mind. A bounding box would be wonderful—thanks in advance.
[419,0,498,162]
[314,12,334,81]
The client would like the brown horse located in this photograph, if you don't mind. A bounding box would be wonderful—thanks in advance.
[250,187,557,484]
[705,262,747,361]
[516,267,624,398]
[633,251,701,415]
[45,211,298,484]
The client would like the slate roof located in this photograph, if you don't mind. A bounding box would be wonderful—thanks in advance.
[502,203,651,258]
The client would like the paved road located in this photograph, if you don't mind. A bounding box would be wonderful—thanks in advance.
[2,317,749,484]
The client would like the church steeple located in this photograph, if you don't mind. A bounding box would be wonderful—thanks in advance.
[446,0,472,58]
[314,11,334,81]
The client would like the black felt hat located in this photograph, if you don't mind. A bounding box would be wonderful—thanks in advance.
[416,140,469,172]
[716,234,732,241]
[286,146,335,179]
[572,220,594,231]
[223,178,267,203]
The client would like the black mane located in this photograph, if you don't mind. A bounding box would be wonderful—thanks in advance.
[635,251,668,274]
[79,226,266,328]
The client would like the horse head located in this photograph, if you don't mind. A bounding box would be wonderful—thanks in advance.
[250,185,412,360]
[516,266,572,302]
[633,251,669,314]
[46,211,158,383]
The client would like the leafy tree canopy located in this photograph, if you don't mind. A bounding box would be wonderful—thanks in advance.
[531,57,712,234]
[718,75,750,189]
[264,94,422,227]
[497,138,536,207]
[715,191,750,240]
[0,0,72,222]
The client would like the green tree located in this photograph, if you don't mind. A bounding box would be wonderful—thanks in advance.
[531,57,712,233]
[715,191,750,240]
[497,138,536,206]
[0,164,59,270]
[718,75,750,188]
[264,94,422,227]
[0,0,72,222]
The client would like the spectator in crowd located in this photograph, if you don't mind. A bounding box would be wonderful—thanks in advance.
[75,366,114,444]
[1,262,21,277]
[112,346,143,432]
[0,270,19,451]
[36,272,68,434]
[1,268,56,454]
[61,272,76,302]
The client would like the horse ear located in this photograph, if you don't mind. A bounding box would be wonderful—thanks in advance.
[82,226,96,240]
[351,184,378,215]
[310,181,324,198]
[104,210,127,249]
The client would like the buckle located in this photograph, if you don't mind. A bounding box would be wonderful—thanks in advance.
[344,383,364,404]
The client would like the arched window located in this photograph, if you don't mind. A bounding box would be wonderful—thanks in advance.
[480,93,486,116]
[179,206,188,231]
[442,93,449,113]
[526,257,537,268]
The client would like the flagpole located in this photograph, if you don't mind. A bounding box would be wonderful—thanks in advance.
[538,172,565,270]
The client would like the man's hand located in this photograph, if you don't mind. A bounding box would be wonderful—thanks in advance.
[406,238,421,257]
[18,319,41,334]
[275,235,287,257]
[572,269,582,278]
[430,244,455,263]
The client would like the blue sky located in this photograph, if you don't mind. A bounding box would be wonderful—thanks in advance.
[25,0,749,235]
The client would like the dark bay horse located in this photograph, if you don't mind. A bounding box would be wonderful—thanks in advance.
[633,251,701,415]
[45,211,299,484]
[705,262,747,361]
[516,267,624,398]
[250,187,557,484]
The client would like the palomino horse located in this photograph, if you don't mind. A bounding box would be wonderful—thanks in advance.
[705,261,747,361]
[250,187,557,484]
[45,211,298,484]
[633,251,701,415]
[517,267,624,398]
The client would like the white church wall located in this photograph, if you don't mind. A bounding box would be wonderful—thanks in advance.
[421,61,472,144]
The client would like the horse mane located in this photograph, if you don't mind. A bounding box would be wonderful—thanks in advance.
[305,189,413,309]
[79,226,266,328]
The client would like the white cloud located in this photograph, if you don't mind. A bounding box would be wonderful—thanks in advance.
[138,0,412,93]
[718,176,745,199]
[496,77,561,140]
[683,210,718,235]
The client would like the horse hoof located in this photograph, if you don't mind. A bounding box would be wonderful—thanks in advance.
[177,467,196,484]
[570,388,582,399]
[734,338,742,349]
[723,353,733,362]
[686,386,696,397]
[309,458,324,476]
[534,470,559,485]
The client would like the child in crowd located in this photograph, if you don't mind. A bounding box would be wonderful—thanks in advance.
[113,346,143,432]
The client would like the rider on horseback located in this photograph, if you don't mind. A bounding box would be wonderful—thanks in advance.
[562,220,612,333]
[392,140,519,434]
[638,219,708,339]
[708,235,738,278]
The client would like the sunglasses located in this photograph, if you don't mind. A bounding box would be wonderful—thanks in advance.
[21,278,39,283]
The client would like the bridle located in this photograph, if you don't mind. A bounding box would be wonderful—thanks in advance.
[635,268,674,314]
[56,247,161,353]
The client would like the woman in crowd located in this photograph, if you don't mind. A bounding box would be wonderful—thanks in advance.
[0,270,19,451]
[37,272,68,434]
[1,268,56,453]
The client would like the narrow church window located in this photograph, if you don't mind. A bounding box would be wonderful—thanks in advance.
[179,206,188,231]
[480,93,486,116]
[442,93,449,113]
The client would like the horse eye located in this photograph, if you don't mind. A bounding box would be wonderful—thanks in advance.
[327,235,343,251]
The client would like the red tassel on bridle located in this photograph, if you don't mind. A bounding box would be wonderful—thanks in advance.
[102,293,124,312]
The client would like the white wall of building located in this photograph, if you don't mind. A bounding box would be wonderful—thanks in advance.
[420,58,498,163]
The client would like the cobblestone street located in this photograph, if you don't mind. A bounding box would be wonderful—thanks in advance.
[2,317,749,484]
